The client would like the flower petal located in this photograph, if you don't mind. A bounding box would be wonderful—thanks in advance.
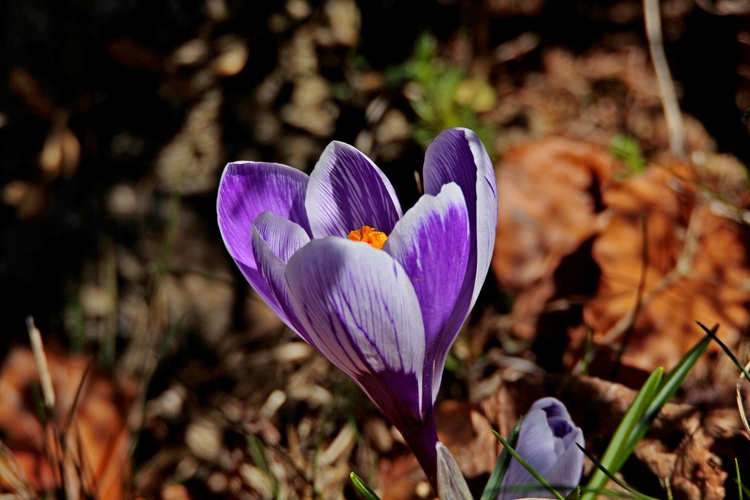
[217,161,310,273]
[284,237,427,421]
[384,182,470,401]
[506,407,559,476]
[423,127,497,320]
[544,427,584,497]
[499,398,583,500]
[305,141,403,238]
[437,442,473,500]
[251,212,311,341]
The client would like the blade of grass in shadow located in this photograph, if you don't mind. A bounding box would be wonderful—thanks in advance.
[249,433,279,498]
[127,315,185,461]
[479,417,523,500]
[577,443,659,500]
[737,459,745,500]
[581,367,664,500]
[701,321,750,436]
[621,332,712,464]
[698,322,750,380]
[493,431,565,500]
[350,471,382,500]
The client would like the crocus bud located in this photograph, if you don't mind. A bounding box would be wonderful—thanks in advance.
[498,397,583,500]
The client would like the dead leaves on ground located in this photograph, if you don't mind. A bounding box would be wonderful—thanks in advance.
[492,136,750,376]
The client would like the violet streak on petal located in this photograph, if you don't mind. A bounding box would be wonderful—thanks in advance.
[423,127,497,314]
[305,141,403,239]
[218,161,310,273]
[422,128,498,399]
[498,397,584,500]
[383,182,470,403]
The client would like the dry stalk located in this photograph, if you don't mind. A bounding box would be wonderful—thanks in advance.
[643,0,686,157]
[736,359,750,436]
[27,317,56,410]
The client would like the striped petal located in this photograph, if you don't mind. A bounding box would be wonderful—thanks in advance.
[305,141,403,239]
[423,128,497,328]
[384,182,470,401]
[217,161,310,277]
[284,237,438,484]
[284,237,424,408]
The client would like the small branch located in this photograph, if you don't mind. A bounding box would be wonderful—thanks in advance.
[644,0,686,157]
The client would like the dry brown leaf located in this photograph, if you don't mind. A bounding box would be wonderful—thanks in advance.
[492,132,750,374]
[376,372,729,499]
[493,137,615,339]
[584,162,750,371]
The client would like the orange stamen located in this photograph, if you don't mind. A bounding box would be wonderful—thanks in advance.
[347,225,388,249]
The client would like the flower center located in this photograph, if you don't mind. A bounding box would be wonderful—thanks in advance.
[347,225,388,249]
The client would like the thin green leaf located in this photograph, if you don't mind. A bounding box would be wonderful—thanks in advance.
[582,367,664,500]
[493,431,566,500]
[577,443,659,500]
[248,434,279,498]
[350,471,382,500]
[248,434,270,476]
[565,486,582,499]
[623,332,712,460]
[737,458,744,500]
[480,417,523,500]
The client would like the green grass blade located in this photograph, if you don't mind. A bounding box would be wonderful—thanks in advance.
[565,486,582,499]
[248,434,279,498]
[480,417,523,500]
[737,459,744,500]
[350,471,382,500]
[493,431,565,500]
[623,333,712,460]
[582,367,664,500]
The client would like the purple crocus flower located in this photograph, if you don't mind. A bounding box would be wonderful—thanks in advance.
[499,397,584,500]
[217,128,497,489]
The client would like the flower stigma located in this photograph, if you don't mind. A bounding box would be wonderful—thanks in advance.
[347,225,388,249]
